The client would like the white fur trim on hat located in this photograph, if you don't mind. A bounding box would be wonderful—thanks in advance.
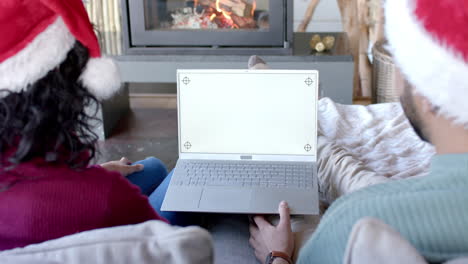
[79,57,121,100]
[385,0,468,127]
[0,18,74,95]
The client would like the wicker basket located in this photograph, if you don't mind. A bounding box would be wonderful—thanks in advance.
[372,41,399,103]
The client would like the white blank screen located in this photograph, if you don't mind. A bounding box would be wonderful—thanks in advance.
[178,70,317,156]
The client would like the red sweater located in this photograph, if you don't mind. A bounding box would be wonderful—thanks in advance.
[0,155,165,251]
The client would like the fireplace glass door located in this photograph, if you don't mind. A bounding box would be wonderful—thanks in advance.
[128,0,286,47]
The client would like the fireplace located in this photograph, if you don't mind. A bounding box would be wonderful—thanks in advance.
[122,0,293,55]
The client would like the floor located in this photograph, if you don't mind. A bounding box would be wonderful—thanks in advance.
[95,97,178,170]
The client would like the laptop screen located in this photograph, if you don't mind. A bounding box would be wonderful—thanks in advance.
[178,70,318,156]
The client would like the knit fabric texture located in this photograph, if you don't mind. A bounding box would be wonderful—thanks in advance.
[0,155,164,251]
[298,153,468,264]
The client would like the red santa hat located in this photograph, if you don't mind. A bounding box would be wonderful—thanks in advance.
[0,0,120,100]
[385,0,468,126]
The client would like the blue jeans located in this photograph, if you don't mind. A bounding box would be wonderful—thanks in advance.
[126,157,198,226]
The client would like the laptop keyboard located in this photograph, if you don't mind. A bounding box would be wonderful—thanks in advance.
[172,161,315,189]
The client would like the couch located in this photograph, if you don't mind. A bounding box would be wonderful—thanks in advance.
[3,216,467,264]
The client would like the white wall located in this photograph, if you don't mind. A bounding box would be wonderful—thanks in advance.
[293,0,343,32]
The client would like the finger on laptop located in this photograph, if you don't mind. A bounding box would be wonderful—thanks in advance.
[278,201,291,229]
[254,215,271,230]
[249,215,260,227]
[249,224,259,236]
[249,234,260,249]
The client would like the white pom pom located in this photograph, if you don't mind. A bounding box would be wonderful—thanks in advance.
[79,57,121,100]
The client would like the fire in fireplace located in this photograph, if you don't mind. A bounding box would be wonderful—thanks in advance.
[160,0,268,31]
[123,0,292,55]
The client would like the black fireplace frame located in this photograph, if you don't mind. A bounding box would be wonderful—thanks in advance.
[121,0,293,55]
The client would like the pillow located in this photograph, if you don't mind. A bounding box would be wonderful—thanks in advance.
[0,220,213,264]
[343,217,426,264]
[343,217,468,264]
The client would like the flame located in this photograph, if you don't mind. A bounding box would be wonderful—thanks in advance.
[215,0,234,24]
[251,0,256,17]
[210,14,216,21]
[222,11,232,20]
[215,0,222,12]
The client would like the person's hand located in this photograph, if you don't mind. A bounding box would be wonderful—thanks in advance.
[100,157,144,177]
[249,201,295,263]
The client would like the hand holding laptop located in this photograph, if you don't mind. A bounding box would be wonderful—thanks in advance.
[249,201,295,264]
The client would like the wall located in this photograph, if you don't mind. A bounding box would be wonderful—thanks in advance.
[293,0,343,32]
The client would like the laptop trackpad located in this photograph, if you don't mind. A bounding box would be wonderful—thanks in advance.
[199,188,252,211]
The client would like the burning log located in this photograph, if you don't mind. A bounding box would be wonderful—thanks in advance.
[218,0,246,16]
[218,0,256,17]
[189,0,258,29]
[198,0,214,6]
[231,14,256,28]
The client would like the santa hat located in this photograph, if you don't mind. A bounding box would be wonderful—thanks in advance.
[385,0,468,126]
[0,0,120,100]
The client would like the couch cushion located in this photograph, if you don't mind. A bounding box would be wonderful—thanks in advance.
[0,220,213,264]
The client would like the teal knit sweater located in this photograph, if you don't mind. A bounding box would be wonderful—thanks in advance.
[298,154,468,264]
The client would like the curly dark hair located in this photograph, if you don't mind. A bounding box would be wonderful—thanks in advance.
[0,42,99,169]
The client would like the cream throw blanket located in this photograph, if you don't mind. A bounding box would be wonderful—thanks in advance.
[248,56,435,202]
[317,98,435,203]
[289,99,436,261]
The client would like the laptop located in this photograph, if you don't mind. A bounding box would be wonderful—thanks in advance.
[161,69,319,215]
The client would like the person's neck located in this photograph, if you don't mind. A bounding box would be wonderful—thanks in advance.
[429,119,468,155]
